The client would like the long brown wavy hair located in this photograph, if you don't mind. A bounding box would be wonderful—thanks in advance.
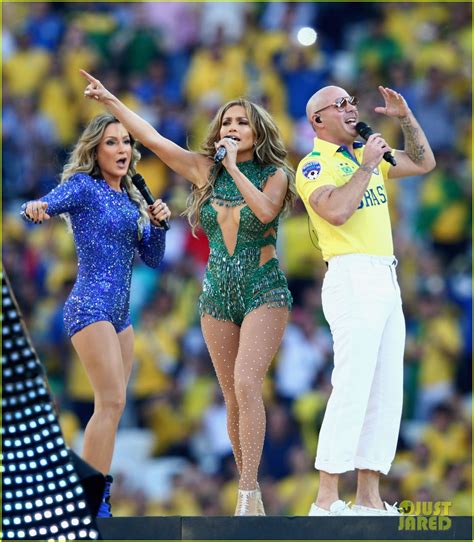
[185,98,296,234]
[60,113,149,237]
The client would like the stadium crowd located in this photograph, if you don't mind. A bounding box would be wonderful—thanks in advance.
[2,2,471,515]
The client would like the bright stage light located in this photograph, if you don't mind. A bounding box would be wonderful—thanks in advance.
[1,270,101,540]
[296,27,318,46]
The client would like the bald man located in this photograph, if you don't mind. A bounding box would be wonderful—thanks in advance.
[296,85,435,516]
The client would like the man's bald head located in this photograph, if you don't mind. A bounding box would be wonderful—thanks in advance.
[306,86,349,123]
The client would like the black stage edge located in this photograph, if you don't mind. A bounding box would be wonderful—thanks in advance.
[97,516,472,540]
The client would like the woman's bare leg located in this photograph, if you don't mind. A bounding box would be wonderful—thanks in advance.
[71,321,127,474]
[118,325,135,385]
[235,306,289,490]
[201,315,242,474]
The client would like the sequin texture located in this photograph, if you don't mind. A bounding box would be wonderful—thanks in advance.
[199,160,292,325]
[23,173,166,336]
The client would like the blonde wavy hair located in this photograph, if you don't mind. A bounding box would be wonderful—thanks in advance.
[60,113,149,236]
[185,98,296,234]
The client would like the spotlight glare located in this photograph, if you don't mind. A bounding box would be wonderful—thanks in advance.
[296,26,318,46]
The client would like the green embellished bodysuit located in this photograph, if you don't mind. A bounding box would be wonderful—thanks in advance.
[199,160,293,325]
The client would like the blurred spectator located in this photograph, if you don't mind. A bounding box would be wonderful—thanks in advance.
[417,150,471,264]
[275,308,329,404]
[131,306,174,426]
[420,403,470,468]
[140,3,200,53]
[184,27,248,104]
[277,445,319,515]
[194,386,233,474]
[60,23,98,103]
[133,59,182,107]
[415,293,462,420]
[39,57,80,146]
[2,2,471,516]
[3,30,51,97]
[199,2,251,45]
[112,6,163,76]
[411,67,457,152]
[398,442,443,502]
[23,2,64,51]
[261,404,302,480]
[276,45,330,120]
[3,94,58,200]
[354,16,403,78]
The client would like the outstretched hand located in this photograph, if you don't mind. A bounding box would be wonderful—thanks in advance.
[24,201,50,223]
[374,86,410,119]
[81,69,113,103]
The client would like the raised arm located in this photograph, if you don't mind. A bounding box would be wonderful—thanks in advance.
[21,173,94,223]
[81,70,210,187]
[374,86,436,179]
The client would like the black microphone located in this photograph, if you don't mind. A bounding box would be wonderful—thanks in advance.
[355,121,397,166]
[131,173,170,231]
[213,136,235,163]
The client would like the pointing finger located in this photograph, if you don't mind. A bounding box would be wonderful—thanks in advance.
[80,69,97,84]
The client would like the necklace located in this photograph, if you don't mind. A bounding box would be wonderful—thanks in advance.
[211,160,261,208]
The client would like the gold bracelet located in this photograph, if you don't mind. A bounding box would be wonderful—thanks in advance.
[359,164,375,174]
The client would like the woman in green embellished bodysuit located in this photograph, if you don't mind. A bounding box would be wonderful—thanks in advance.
[82,70,296,516]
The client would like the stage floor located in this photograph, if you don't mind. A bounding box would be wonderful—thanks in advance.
[96,515,472,540]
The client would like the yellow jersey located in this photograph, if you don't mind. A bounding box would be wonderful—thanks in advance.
[296,138,394,261]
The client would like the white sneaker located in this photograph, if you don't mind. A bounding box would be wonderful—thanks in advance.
[352,502,401,516]
[308,500,357,516]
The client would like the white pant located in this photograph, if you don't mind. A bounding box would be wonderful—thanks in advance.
[315,254,405,475]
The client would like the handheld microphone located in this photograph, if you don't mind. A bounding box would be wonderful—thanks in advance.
[131,173,170,231]
[355,121,397,166]
[213,136,235,163]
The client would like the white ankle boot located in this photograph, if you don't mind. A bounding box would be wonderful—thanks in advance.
[256,483,265,516]
[235,488,261,516]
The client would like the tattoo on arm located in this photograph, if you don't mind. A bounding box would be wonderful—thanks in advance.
[400,117,426,164]
[313,187,333,208]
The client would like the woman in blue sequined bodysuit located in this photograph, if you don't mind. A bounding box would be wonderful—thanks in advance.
[20,114,170,517]
[82,70,295,515]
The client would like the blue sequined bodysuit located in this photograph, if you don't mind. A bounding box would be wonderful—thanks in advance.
[22,173,166,337]
[199,160,292,325]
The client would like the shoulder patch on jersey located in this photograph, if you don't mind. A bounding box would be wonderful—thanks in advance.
[302,161,322,180]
